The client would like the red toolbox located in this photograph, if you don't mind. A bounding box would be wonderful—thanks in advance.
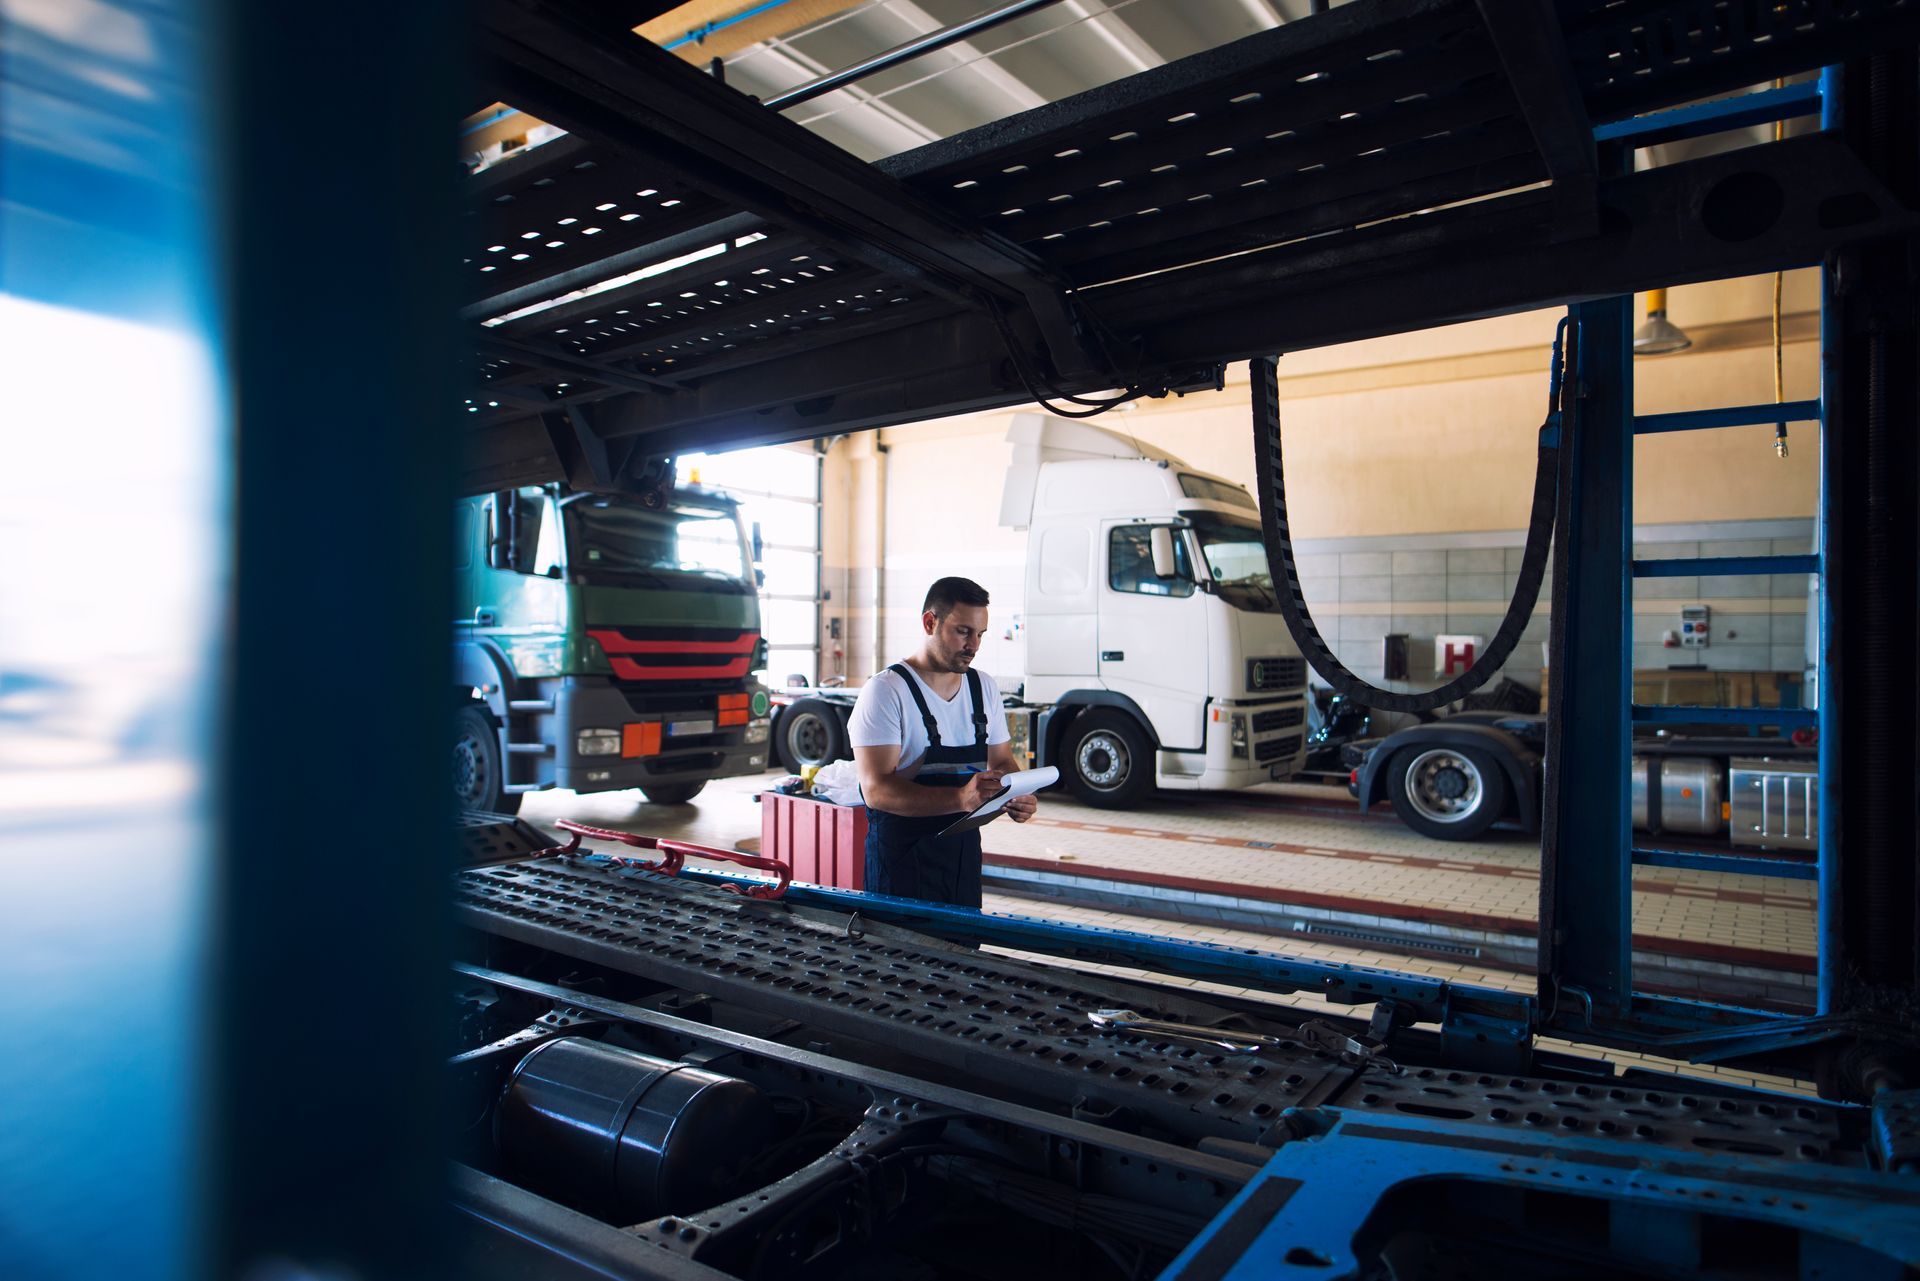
[761,791,866,891]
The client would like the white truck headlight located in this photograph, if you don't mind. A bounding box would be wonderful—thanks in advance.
[745,719,770,743]
[576,728,621,757]
[1230,715,1248,758]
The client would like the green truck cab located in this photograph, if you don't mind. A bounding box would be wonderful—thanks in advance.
[452,483,773,813]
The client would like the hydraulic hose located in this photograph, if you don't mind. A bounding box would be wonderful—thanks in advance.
[1250,322,1569,714]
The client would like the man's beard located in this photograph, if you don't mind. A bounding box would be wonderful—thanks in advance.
[934,647,975,672]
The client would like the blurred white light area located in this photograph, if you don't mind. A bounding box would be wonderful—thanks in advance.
[0,292,221,786]
[679,446,822,686]
[0,291,221,1281]
[680,443,818,497]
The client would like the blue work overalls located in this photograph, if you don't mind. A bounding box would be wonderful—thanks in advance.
[863,663,989,908]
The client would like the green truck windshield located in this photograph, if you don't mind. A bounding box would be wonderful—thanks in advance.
[564,496,749,588]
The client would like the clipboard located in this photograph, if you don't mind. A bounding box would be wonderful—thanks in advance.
[936,767,1058,837]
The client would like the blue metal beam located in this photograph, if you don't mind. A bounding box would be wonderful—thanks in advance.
[1817,84,1842,1013]
[1593,81,1823,147]
[1631,846,1818,880]
[664,865,1536,1034]
[660,0,797,51]
[1163,1109,1919,1281]
[666,864,1836,1074]
[1600,998,1851,1064]
[1632,705,1817,729]
[1631,554,1820,577]
[1635,398,1823,434]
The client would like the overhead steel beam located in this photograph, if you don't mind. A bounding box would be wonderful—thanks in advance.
[1562,0,1920,125]
[461,204,763,322]
[511,132,1910,469]
[473,0,1103,376]
[473,333,683,393]
[462,304,1042,478]
[1101,133,1916,362]
[454,0,1920,484]
[486,230,813,339]
[879,0,1464,184]
[1474,0,1596,237]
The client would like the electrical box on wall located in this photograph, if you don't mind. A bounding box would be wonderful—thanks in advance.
[1680,604,1710,649]
[1384,633,1409,681]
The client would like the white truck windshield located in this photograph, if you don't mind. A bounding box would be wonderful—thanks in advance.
[1187,515,1280,611]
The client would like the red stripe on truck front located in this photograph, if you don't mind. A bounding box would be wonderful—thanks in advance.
[588,629,758,655]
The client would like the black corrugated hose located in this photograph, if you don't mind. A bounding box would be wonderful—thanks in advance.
[1250,319,1570,714]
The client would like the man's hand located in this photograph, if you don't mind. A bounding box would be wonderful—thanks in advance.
[957,770,1004,813]
[1005,793,1038,824]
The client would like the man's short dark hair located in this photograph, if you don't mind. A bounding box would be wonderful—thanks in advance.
[923,576,990,618]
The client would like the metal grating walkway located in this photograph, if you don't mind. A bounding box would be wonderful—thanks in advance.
[456,855,1857,1161]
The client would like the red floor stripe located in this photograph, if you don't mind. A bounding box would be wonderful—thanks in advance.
[1021,817,1812,908]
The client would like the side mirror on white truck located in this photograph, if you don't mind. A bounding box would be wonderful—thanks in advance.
[1149,526,1178,579]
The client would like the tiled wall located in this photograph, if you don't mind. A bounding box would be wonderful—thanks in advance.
[829,520,1818,714]
[1291,517,1815,720]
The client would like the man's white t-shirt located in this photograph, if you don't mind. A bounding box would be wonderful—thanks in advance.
[848,662,1011,778]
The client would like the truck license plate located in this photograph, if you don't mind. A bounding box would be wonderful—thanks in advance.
[667,719,714,738]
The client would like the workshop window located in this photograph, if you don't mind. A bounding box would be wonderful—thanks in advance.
[679,446,823,686]
[1177,472,1256,510]
[1108,525,1193,597]
[530,495,561,577]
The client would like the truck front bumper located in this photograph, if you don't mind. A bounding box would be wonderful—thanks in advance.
[1168,695,1308,789]
[550,681,769,793]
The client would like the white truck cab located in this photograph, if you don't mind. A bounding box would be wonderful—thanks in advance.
[1000,415,1310,805]
[769,416,1312,808]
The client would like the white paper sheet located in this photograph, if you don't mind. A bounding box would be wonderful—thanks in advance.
[936,766,1059,836]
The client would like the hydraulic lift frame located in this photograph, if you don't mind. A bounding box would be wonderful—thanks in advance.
[442,0,1920,1088]
[22,0,1916,1277]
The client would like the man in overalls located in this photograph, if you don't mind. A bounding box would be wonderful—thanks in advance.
[849,576,1037,906]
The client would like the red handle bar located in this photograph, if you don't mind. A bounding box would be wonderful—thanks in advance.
[539,822,789,898]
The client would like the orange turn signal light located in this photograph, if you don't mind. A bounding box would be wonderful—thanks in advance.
[622,723,662,758]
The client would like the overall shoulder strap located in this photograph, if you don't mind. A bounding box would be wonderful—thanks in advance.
[888,663,943,746]
[966,669,989,747]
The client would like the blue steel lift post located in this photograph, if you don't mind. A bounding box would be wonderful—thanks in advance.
[1526,64,1920,1100]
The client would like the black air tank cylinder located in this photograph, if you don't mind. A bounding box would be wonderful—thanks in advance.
[494,1036,774,1222]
